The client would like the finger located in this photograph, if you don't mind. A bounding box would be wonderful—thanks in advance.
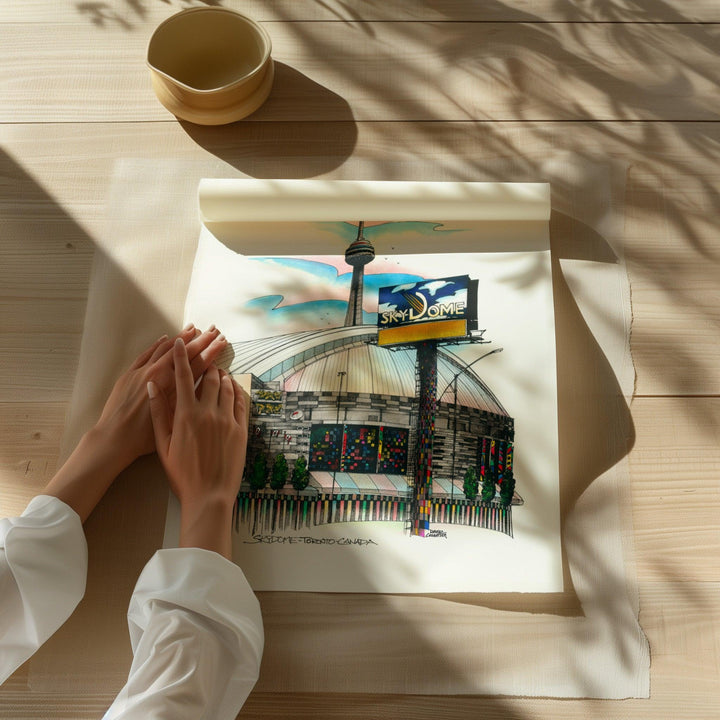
[186,325,218,349]
[147,381,171,458]
[199,365,221,406]
[177,323,197,343]
[173,337,195,411]
[185,326,219,367]
[219,373,235,415]
[150,323,198,366]
[185,325,217,357]
[190,333,228,378]
[148,337,175,364]
[131,334,169,370]
[146,324,198,379]
[232,379,249,426]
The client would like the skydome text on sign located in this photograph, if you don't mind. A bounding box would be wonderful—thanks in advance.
[377,274,477,346]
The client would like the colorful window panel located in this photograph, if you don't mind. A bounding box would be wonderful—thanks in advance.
[377,426,409,474]
[505,443,514,479]
[308,424,342,471]
[478,436,489,479]
[497,441,505,483]
[341,425,379,473]
[489,438,497,481]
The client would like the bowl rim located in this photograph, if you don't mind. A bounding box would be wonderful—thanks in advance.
[152,58,275,125]
[146,6,273,95]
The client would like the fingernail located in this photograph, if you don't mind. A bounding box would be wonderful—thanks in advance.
[147,381,157,399]
[207,324,216,332]
[183,322,194,331]
[217,334,226,343]
[174,337,184,349]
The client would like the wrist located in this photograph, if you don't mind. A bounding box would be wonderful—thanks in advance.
[43,423,131,523]
[179,495,235,559]
[86,421,135,473]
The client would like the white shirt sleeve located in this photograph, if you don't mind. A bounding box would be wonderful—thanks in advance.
[103,547,264,720]
[0,495,88,684]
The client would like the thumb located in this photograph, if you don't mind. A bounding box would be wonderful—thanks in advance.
[147,381,171,459]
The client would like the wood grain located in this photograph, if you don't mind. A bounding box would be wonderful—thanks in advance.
[0,0,718,716]
[629,397,720,582]
[0,583,718,718]
[0,403,65,516]
[4,0,720,24]
[1,121,718,396]
[0,333,81,403]
[1,22,719,122]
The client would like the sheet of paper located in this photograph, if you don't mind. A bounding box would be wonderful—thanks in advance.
[172,184,561,592]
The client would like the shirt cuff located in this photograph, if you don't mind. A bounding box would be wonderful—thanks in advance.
[105,548,263,720]
[127,547,263,657]
[0,495,87,683]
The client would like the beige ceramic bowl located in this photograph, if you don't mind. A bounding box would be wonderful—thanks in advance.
[147,7,273,125]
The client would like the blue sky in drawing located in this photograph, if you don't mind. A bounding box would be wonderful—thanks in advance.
[245,259,423,325]
[242,221,466,327]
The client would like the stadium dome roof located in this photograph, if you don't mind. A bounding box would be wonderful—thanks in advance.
[225,325,507,416]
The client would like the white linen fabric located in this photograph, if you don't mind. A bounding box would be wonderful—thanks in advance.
[103,548,264,719]
[0,496,264,719]
[0,495,87,682]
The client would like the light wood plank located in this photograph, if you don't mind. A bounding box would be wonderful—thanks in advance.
[0,333,80,403]
[0,582,717,718]
[1,22,719,122]
[0,298,85,334]
[625,158,720,396]
[1,121,718,396]
[0,402,65,516]
[3,0,720,24]
[629,397,720,582]
[0,253,91,298]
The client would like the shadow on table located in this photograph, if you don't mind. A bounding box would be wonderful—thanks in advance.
[180,62,358,178]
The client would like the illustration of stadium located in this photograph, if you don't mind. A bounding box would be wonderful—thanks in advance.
[224,222,523,538]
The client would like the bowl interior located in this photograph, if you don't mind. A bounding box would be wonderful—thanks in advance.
[148,10,270,91]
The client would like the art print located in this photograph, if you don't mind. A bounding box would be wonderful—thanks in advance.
[182,220,561,593]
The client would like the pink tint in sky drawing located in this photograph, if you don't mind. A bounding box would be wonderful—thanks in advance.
[292,254,425,278]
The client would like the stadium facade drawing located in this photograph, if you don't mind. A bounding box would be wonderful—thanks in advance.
[223,222,524,539]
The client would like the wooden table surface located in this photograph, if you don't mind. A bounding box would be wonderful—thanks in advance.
[1,1,718,718]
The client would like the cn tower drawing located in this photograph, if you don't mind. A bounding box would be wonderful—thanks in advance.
[343,221,375,327]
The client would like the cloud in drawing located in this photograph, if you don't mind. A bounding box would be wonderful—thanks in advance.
[248,257,422,321]
[390,282,417,294]
[420,279,454,296]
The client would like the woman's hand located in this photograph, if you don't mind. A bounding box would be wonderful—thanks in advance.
[148,338,248,559]
[96,325,227,470]
[43,326,228,522]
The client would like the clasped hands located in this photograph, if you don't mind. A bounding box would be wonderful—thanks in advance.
[44,326,248,558]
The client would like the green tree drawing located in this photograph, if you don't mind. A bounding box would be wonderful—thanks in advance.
[291,455,310,493]
[249,452,268,491]
[481,472,496,503]
[270,452,289,492]
[500,469,516,507]
[462,465,479,500]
